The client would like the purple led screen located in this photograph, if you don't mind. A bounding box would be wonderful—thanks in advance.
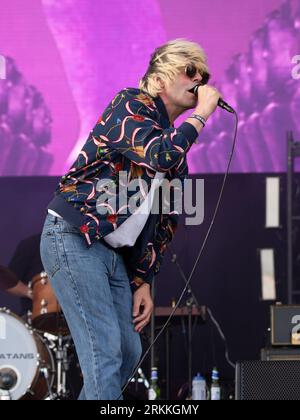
[0,0,299,176]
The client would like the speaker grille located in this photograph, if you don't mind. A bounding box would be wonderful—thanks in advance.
[236,361,300,400]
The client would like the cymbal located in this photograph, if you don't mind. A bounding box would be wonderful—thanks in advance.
[0,265,19,289]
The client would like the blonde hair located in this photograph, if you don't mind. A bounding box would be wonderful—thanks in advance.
[139,38,209,98]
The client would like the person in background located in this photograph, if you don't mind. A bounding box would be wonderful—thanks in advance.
[0,234,42,315]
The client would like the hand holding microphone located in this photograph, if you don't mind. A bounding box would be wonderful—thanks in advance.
[189,84,235,118]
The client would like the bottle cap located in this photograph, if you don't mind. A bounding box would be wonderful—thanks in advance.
[151,367,158,379]
[212,368,219,380]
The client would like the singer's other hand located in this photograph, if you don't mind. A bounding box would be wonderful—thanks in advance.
[132,282,153,333]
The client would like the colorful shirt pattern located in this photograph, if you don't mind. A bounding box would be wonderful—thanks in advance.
[48,88,199,289]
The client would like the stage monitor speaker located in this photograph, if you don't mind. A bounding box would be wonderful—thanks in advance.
[236,360,300,400]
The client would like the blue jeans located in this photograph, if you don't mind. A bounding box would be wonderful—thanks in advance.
[40,214,142,400]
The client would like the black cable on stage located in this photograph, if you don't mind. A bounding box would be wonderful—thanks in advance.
[118,109,239,400]
[167,244,235,370]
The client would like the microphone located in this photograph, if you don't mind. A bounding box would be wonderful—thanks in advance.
[188,85,235,114]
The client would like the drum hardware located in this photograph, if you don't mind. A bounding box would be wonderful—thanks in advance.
[0,308,81,400]
[29,272,69,335]
[41,300,48,315]
[41,332,77,399]
[0,308,56,400]
[26,310,32,326]
[1,268,82,401]
[40,367,56,400]
[55,334,70,398]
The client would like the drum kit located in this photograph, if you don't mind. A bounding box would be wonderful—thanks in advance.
[0,272,82,400]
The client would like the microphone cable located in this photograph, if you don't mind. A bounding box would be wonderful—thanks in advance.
[167,244,235,370]
[118,107,239,399]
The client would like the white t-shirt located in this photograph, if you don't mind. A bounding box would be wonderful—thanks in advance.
[48,209,62,218]
[104,172,166,248]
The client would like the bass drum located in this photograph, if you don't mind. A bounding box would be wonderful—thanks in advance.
[0,308,55,400]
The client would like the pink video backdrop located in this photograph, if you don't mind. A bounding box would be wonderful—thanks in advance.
[0,0,299,176]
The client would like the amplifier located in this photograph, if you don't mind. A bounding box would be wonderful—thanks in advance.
[271,304,300,346]
[261,347,300,361]
[236,360,300,400]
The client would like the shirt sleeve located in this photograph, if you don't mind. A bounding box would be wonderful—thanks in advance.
[92,90,199,172]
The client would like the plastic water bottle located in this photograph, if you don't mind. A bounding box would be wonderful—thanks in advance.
[192,373,206,400]
[210,367,221,400]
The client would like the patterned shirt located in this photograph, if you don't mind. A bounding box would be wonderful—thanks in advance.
[48,88,199,289]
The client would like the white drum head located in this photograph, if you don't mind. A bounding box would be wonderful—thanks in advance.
[0,310,39,400]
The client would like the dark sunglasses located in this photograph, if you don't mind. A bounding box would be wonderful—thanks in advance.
[185,65,210,85]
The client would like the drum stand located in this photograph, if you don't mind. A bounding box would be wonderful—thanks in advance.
[41,367,56,400]
[43,332,71,400]
[55,334,70,398]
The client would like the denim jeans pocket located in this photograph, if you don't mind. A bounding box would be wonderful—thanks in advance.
[40,231,61,277]
[58,220,81,235]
